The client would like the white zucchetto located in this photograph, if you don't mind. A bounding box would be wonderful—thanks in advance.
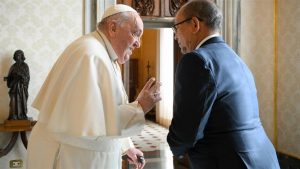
[101,4,138,20]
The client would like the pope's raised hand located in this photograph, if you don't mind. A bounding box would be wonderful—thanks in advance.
[136,77,161,113]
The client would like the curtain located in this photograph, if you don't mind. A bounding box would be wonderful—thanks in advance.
[156,28,174,128]
[216,0,241,54]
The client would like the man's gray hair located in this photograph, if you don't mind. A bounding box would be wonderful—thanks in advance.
[180,0,222,31]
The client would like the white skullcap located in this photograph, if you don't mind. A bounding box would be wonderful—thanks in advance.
[101,4,138,20]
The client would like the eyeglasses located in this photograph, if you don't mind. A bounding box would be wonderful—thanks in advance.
[171,17,203,33]
[171,18,193,33]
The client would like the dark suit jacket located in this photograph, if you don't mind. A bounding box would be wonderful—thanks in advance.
[167,37,280,169]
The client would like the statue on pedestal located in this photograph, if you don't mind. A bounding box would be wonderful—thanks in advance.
[4,50,30,120]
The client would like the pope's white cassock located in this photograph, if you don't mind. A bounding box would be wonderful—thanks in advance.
[27,30,145,169]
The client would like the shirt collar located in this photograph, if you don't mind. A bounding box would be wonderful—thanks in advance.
[195,33,220,49]
[96,30,118,61]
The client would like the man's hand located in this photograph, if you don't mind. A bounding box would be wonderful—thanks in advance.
[136,77,162,113]
[125,147,146,169]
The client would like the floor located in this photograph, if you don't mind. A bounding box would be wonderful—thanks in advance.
[277,152,300,169]
[131,120,169,152]
[125,120,188,169]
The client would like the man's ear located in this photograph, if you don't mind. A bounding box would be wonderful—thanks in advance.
[192,17,200,33]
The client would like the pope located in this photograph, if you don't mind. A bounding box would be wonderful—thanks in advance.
[27,4,161,169]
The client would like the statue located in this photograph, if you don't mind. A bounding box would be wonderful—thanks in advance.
[4,50,30,120]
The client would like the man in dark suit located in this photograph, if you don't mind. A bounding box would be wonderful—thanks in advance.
[167,1,280,168]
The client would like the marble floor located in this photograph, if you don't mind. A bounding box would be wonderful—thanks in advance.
[124,120,188,169]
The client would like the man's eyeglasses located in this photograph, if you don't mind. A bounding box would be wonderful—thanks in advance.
[172,18,192,33]
[171,17,203,33]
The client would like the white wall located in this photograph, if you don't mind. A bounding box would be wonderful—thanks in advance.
[240,0,300,159]
[0,0,83,168]
[240,0,275,143]
[277,0,300,158]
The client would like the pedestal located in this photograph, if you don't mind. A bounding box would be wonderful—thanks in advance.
[0,119,36,157]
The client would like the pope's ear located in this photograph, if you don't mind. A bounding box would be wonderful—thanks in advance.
[108,21,117,36]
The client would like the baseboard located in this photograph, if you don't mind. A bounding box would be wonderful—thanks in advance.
[277,152,300,169]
